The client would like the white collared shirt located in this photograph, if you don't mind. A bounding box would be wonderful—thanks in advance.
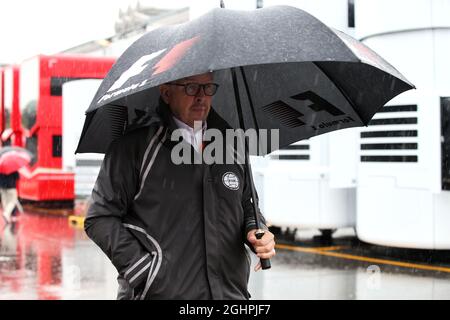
[172,116,207,153]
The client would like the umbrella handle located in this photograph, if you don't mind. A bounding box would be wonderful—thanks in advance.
[255,230,271,270]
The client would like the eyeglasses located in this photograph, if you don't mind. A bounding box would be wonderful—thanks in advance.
[168,82,219,96]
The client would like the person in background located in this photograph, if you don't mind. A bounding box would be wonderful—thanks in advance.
[0,171,22,224]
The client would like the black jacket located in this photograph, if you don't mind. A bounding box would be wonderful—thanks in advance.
[84,103,267,300]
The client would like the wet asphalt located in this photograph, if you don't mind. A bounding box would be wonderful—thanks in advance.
[1,210,450,300]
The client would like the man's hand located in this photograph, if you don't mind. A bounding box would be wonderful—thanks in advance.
[247,229,276,271]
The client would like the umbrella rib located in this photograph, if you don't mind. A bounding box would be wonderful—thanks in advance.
[230,67,264,231]
[230,68,247,131]
[239,67,260,133]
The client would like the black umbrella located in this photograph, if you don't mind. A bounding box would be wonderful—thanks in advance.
[76,5,414,269]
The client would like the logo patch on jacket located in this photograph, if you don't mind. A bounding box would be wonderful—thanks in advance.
[222,172,240,190]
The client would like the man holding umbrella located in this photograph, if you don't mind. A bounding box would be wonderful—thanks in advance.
[85,71,276,300]
[79,5,413,300]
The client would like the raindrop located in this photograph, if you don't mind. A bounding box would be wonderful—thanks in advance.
[313,74,320,86]
[390,79,396,90]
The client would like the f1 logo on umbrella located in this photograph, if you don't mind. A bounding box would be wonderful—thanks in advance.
[107,49,167,93]
[100,36,200,104]
[261,90,354,130]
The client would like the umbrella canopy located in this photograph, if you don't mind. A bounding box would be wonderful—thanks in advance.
[0,147,32,175]
[76,5,414,154]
